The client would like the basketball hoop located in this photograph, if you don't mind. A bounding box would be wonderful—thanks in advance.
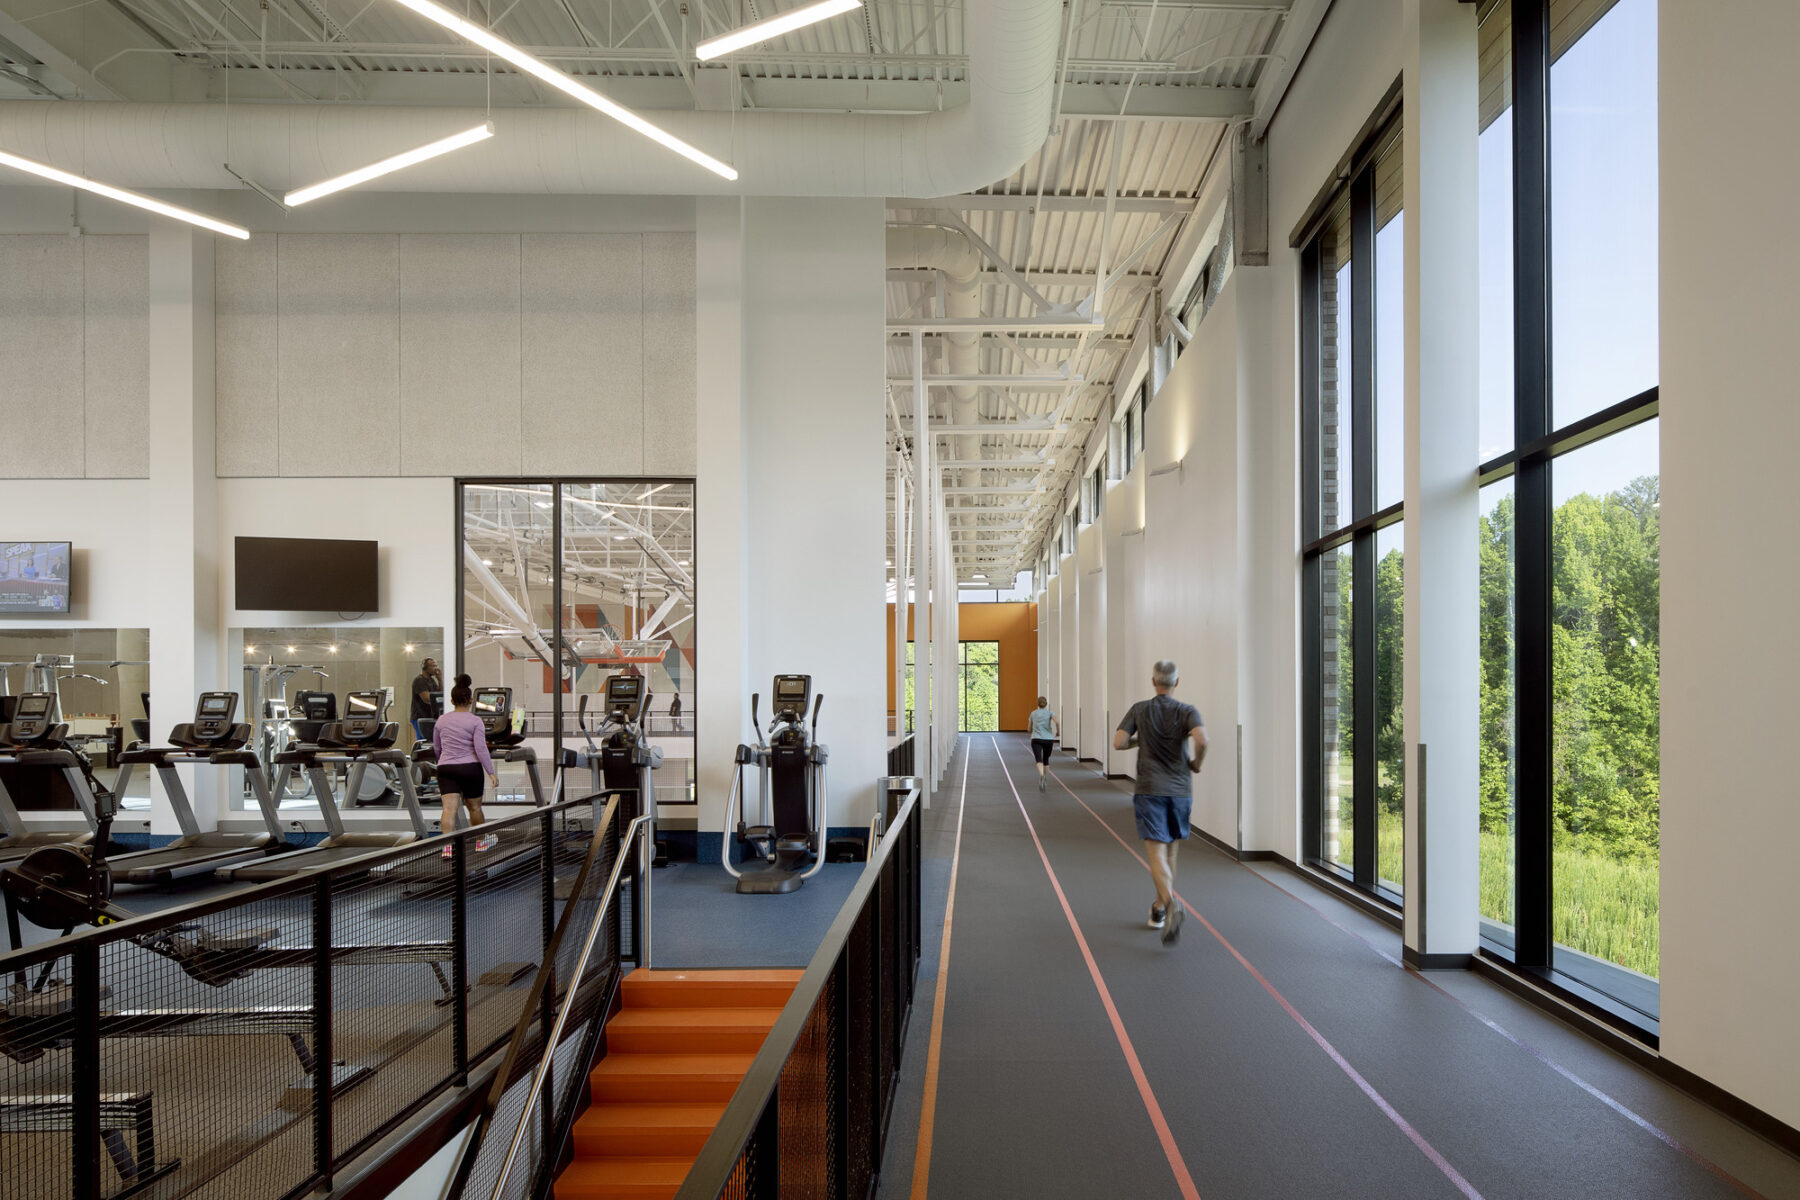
[579,636,670,665]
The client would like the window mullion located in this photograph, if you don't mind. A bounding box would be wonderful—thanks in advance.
[1511,0,1554,969]
[1350,164,1378,888]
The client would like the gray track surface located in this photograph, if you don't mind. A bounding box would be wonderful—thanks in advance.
[876,734,1800,1200]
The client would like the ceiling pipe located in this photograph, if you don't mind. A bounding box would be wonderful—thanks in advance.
[0,0,1059,196]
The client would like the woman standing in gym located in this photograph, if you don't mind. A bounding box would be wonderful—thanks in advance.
[432,674,499,854]
[1029,696,1060,792]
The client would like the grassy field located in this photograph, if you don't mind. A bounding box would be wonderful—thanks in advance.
[1334,817,1659,978]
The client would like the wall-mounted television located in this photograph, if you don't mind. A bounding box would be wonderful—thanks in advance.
[0,543,72,614]
[235,537,379,612]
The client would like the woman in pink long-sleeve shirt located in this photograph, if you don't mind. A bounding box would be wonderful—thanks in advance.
[432,674,499,853]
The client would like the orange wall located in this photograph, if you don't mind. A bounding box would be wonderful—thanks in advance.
[886,602,1039,731]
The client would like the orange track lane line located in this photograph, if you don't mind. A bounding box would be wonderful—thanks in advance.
[995,739,1204,1200]
[909,739,970,1200]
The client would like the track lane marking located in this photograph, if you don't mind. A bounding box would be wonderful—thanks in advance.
[1046,754,1771,1200]
[995,738,1204,1200]
[908,736,970,1200]
[1032,747,1482,1200]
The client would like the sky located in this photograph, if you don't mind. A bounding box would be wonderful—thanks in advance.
[1478,0,1659,514]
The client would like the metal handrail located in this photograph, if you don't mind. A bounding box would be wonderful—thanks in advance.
[489,812,650,1199]
[674,786,920,1198]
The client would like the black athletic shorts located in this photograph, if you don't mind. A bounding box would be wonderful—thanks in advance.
[1031,738,1055,764]
[438,762,486,799]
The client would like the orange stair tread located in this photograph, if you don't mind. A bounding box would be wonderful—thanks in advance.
[558,1158,695,1184]
[609,1008,783,1029]
[591,1052,755,1079]
[624,968,802,984]
[575,1102,726,1131]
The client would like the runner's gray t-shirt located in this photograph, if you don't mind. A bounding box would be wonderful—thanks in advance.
[1029,708,1056,739]
[1117,695,1204,797]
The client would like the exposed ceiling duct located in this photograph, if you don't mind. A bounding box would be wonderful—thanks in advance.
[0,0,1059,196]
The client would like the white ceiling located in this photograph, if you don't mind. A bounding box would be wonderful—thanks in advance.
[0,0,1309,582]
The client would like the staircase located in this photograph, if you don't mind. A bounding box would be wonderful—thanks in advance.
[555,969,801,1200]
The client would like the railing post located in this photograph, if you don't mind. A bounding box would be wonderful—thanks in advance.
[638,811,654,969]
[754,1092,781,1200]
[312,875,335,1189]
[452,834,470,1085]
[539,809,557,1161]
[71,940,101,1200]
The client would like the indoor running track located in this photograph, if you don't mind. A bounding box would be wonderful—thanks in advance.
[874,733,1800,1200]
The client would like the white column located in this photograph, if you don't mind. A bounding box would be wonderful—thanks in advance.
[740,198,887,828]
[1402,0,1480,963]
[911,332,933,805]
[695,197,749,844]
[892,470,907,746]
[146,226,218,833]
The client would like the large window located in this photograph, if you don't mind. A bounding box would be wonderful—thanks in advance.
[1302,113,1405,901]
[906,640,1000,733]
[1478,0,1660,1027]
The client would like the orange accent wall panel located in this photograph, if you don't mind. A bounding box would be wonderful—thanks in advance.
[885,602,1039,731]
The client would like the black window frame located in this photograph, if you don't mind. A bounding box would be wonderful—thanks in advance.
[1477,0,1661,1038]
[1300,110,1406,905]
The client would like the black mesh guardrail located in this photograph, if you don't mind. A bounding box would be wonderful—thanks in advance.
[0,787,635,1200]
[885,738,915,779]
[674,783,923,1200]
[449,801,639,1200]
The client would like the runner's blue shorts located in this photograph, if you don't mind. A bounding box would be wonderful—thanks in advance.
[1133,794,1191,843]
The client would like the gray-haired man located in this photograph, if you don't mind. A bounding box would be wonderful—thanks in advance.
[1113,660,1207,944]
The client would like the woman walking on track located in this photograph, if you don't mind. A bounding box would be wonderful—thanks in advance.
[432,673,500,856]
[1029,696,1060,791]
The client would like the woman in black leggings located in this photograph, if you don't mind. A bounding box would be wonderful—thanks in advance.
[1028,696,1060,791]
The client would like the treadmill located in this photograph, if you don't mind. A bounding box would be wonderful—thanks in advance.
[388,687,558,892]
[107,691,292,884]
[218,690,429,881]
[0,694,100,865]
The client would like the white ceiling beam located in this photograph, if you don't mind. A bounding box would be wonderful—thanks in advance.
[1250,0,1332,140]
[929,422,1054,434]
[891,194,1190,214]
[886,374,1080,387]
[943,485,1042,496]
[0,12,124,100]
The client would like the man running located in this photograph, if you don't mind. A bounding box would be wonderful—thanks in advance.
[1113,660,1207,944]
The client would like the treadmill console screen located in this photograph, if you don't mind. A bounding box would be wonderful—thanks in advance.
[193,691,239,738]
[473,688,511,734]
[341,690,386,739]
[8,693,55,740]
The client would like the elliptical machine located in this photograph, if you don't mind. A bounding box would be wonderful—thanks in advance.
[722,675,828,894]
[579,674,666,863]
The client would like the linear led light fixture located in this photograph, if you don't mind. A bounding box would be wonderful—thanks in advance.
[695,0,861,60]
[385,0,737,180]
[286,121,494,205]
[0,148,249,239]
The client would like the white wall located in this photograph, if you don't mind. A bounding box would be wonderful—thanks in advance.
[1658,0,1800,1131]
[0,235,148,478]
[0,480,153,623]
[1057,554,1077,746]
[738,197,887,829]
[1103,464,1144,778]
[213,233,696,478]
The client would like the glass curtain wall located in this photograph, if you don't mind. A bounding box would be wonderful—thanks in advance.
[1478,0,1660,1026]
[1302,114,1406,902]
[458,480,696,808]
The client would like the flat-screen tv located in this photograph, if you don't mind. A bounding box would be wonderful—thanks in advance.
[0,542,72,614]
[235,536,378,612]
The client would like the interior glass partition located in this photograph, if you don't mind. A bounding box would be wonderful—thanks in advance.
[458,480,696,812]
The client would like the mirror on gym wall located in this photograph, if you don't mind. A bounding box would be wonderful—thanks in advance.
[460,480,696,818]
[229,626,445,810]
[0,628,150,809]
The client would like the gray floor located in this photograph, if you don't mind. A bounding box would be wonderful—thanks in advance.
[875,733,1800,1200]
[648,858,865,968]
